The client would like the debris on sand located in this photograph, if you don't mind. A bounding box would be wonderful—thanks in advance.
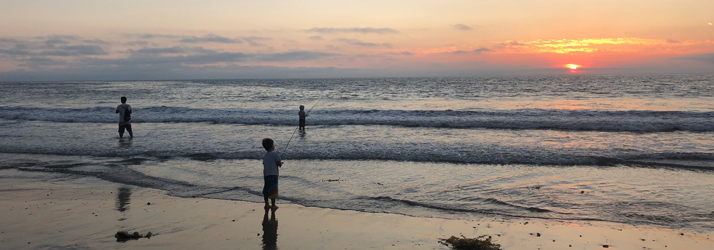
[438,235,501,250]
[115,231,153,242]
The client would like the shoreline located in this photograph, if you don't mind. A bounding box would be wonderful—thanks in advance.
[0,170,712,250]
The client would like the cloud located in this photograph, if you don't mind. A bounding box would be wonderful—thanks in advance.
[500,41,526,46]
[241,36,271,47]
[22,57,67,69]
[179,34,243,44]
[449,48,491,55]
[0,48,33,56]
[44,38,71,48]
[83,38,111,45]
[26,57,61,64]
[40,45,108,56]
[473,48,491,54]
[679,53,714,64]
[135,34,180,39]
[81,50,337,67]
[40,35,80,40]
[1,43,107,57]
[308,36,324,40]
[511,38,698,54]
[255,51,336,62]
[306,27,399,34]
[389,51,412,56]
[0,36,111,57]
[125,40,151,46]
[127,46,187,55]
[0,38,20,44]
[40,35,81,48]
[338,38,392,48]
[0,63,382,81]
[451,24,472,31]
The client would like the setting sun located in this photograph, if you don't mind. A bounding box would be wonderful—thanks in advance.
[566,64,580,70]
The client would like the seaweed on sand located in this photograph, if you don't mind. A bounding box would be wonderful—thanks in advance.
[438,235,501,250]
[115,231,153,242]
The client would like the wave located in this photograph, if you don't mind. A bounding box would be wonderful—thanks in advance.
[2,146,712,169]
[8,155,704,227]
[1,106,713,133]
[370,196,556,214]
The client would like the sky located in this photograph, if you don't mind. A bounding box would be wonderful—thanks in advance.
[0,0,713,81]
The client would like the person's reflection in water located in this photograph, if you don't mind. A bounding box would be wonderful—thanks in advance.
[262,207,278,250]
[116,187,132,212]
[118,137,133,149]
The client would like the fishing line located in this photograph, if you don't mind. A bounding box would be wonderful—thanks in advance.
[281,94,323,159]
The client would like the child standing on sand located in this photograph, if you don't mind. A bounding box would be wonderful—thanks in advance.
[262,138,282,210]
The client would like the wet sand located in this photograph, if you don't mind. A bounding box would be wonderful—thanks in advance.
[0,169,712,250]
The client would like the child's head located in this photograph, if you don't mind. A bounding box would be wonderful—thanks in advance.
[262,138,275,151]
[299,105,304,110]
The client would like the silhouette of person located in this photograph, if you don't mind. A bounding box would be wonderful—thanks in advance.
[115,96,133,138]
[298,105,308,131]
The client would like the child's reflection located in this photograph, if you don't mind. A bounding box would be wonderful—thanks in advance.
[262,207,278,250]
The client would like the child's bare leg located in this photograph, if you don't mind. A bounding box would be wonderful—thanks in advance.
[271,198,278,211]
[264,197,271,209]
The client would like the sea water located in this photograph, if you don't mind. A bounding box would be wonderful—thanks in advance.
[1,75,713,231]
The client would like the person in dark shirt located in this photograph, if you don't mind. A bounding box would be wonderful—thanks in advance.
[298,105,308,131]
[115,96,133,138]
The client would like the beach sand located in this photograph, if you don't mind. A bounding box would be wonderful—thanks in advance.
[0,169,711,250]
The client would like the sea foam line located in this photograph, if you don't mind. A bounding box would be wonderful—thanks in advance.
[1,106,713,132]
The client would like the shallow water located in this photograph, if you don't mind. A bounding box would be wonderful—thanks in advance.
[3,153,713,231]
[1,75,713,230]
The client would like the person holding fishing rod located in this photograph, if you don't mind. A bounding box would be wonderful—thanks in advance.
[261,99,321,210]
[262,138,282,211]
[298,105,308,131]
[282,99,322,160]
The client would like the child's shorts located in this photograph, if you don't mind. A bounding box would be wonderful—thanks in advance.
[263,175,279,199]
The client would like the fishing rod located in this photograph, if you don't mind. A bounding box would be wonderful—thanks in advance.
[305,95,322,114]
[280,94,323,160]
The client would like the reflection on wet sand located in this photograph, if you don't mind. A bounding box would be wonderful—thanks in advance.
[118,137,133,148]
[116,187,131,212]
[262,208,278,250]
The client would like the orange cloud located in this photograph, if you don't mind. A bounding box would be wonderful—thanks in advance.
[495,38,712,55]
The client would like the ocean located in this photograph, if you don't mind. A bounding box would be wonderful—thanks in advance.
[1,74,713,231]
